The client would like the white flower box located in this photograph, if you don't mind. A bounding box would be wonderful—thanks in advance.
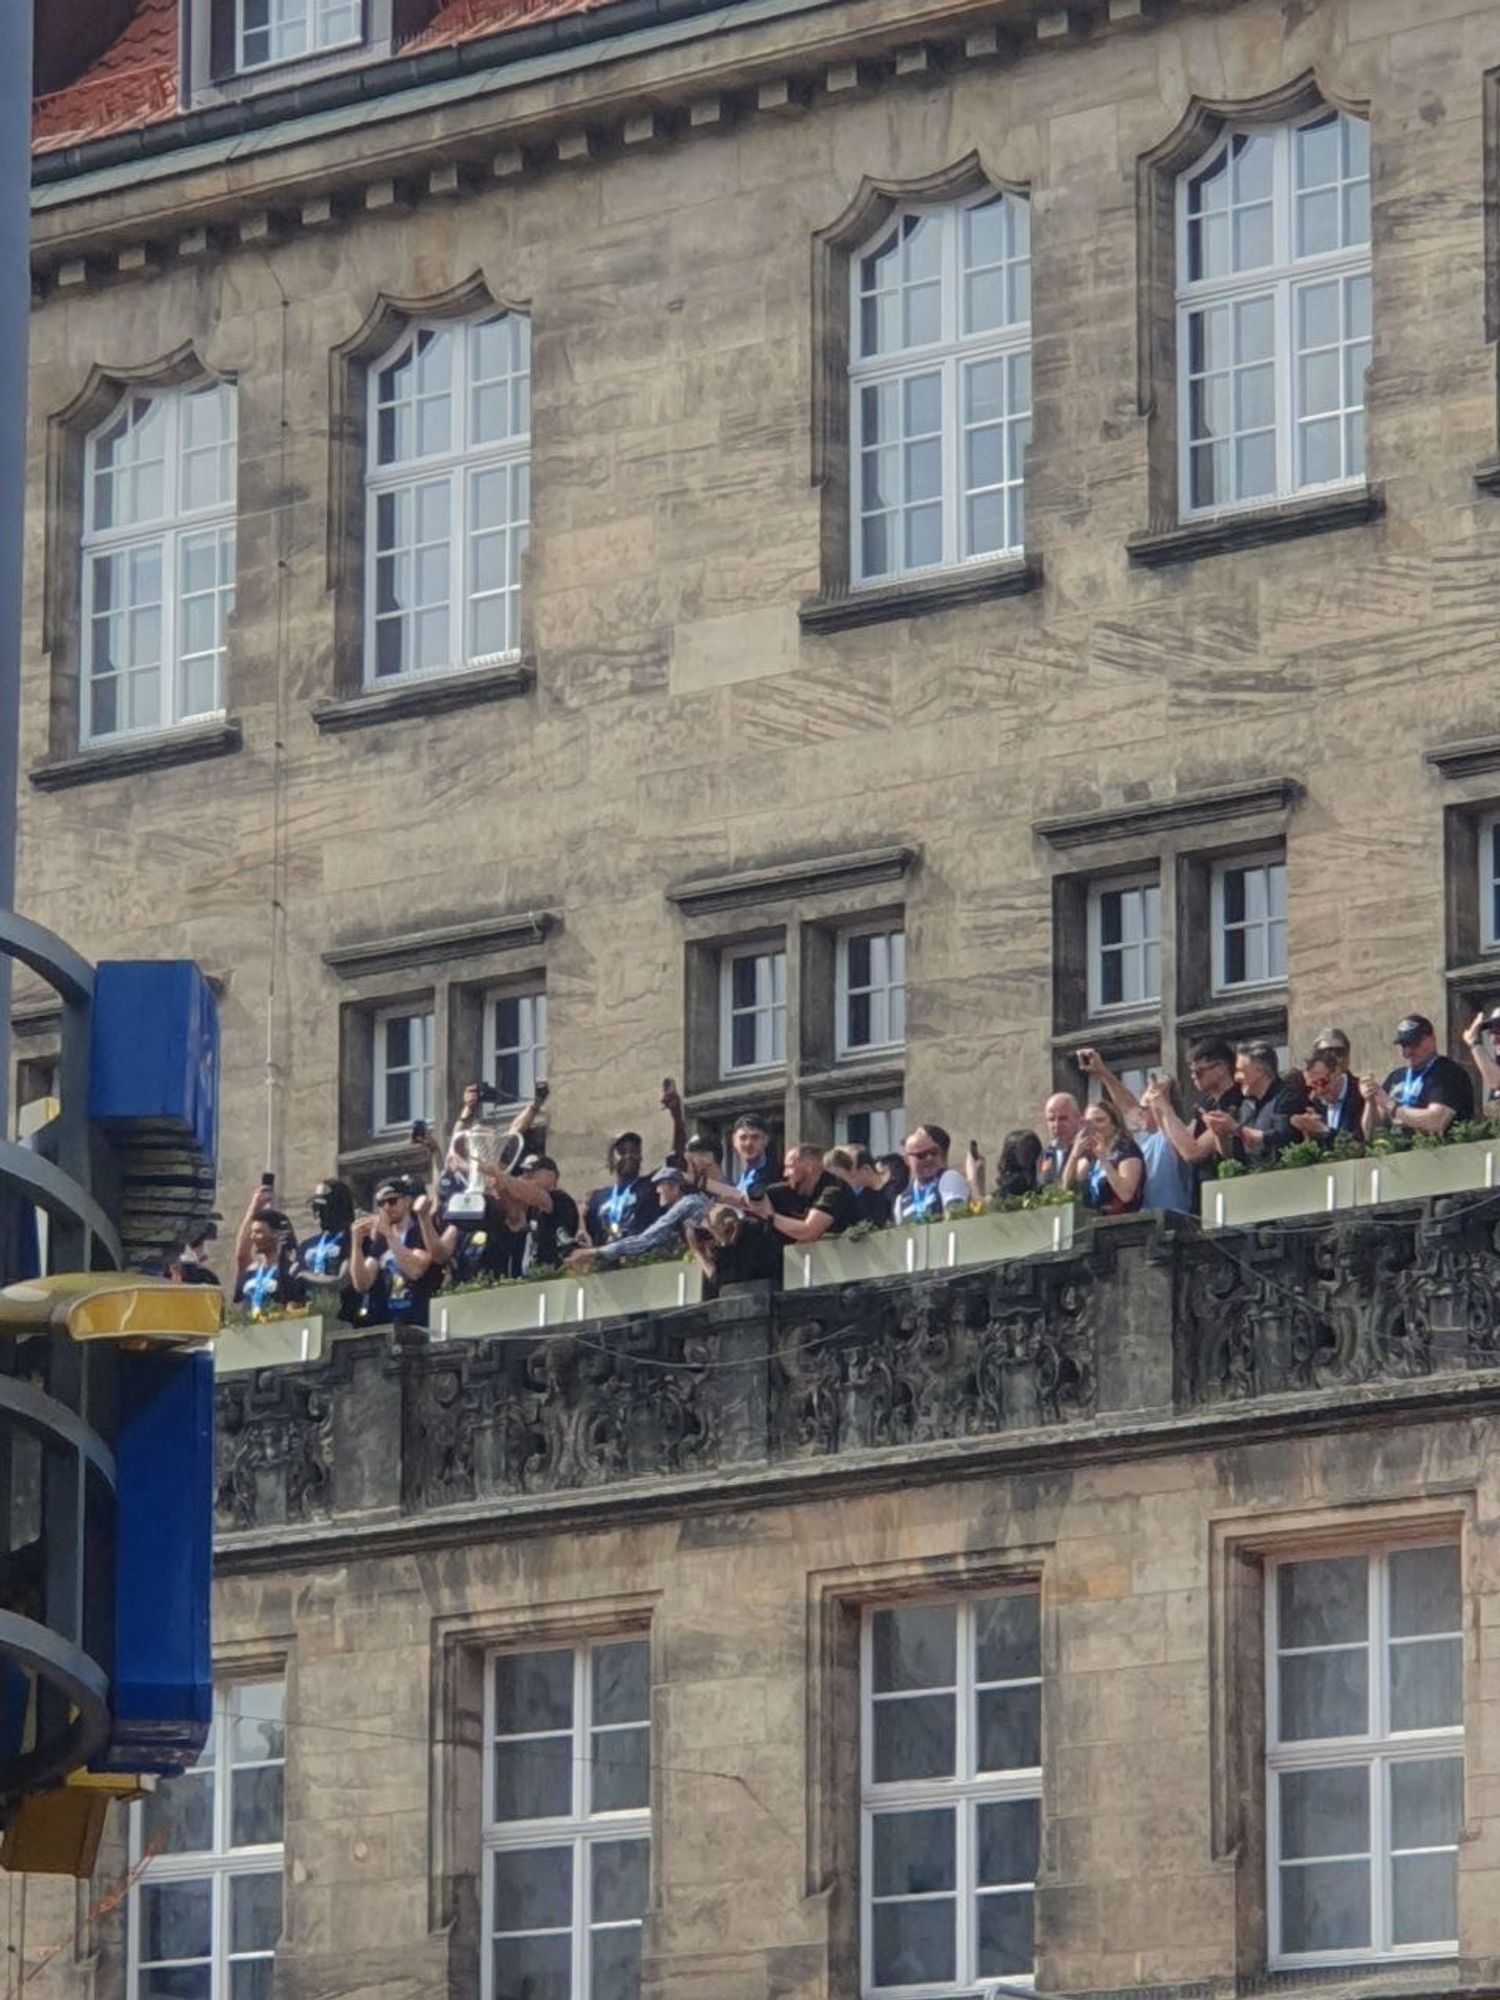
[1200,1160,1361,1230]
[215,1314,324,1374]
[925,1206,1076,1270]
[786,1209,1075,1289]
[1351,1140,1500,1208]
[786,1225,932,1290]
[433,1262,703,1340]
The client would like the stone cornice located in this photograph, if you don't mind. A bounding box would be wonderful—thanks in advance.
[799,554,1040,633]
[310,659,533,732]
[323,910,557,977]
[1033,778,1300,850]
[1125,485,1383,567]
[30,0,1182,287]
[1423,735,1500,781]
[216,1356,1500,1575]
[666,843,917,917]
[30,717,242,790]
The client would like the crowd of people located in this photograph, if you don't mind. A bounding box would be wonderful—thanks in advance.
[180,1007,1500,1329]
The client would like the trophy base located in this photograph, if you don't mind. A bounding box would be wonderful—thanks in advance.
[446,1190,489,1222]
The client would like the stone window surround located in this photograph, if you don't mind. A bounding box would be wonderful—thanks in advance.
[181,0,406,107]
[669,845,916,1149]
[38,342,241,773]
[328,909,557,1177]
[1206,1497,1470,1982]
[804,153,1042,632]
[427,1593,658,2000]
[804,1547,1050,2000]
[1133,70,1374,544]
[323,271,535,720]
[1436,786,1500,1055]
[1039,779,1299,1093]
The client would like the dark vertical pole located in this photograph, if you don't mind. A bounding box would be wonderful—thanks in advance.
[0,7,32,1151]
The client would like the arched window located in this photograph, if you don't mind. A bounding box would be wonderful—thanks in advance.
[81,380,237,743]
[849,192,1031,587]
[364,310,531,684]
[1176,108,1370,516]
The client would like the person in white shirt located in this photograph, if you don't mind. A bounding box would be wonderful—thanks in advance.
[893,1123,970,1223]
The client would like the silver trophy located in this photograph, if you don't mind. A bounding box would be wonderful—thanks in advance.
[445,1099,525,1222]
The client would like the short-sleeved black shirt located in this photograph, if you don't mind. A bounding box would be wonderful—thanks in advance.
[809,1177,860,1236]
[585,1177,658,1244]
[1381,1054,1474,1123]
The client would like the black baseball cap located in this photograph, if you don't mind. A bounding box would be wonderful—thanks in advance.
[1393,1014,1435,1045]
[609,1130,643,1151]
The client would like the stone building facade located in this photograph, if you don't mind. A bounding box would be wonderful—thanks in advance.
[14,0,1500,1998]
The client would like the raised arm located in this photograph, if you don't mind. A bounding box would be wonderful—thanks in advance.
[234,1180,273,1274]
[1079,1048,1145,1132]
[1462,1012,1500,1107]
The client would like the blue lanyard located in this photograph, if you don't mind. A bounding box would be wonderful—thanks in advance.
[1088,1161,1109,1203]
[244,1264,278,1316]
[735,1161,762,1195]
[604,1183,632,1235]
[306,1231,341,1277]
[908,1178,941,1220]
[1396,1058,1434,1107]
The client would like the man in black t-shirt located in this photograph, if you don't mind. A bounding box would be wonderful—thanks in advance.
[350,1179,440,1328]
[1201,1043,1307,1165]
[582,1132,658,1246]
[751,1145,861,1246]
[1361,1014,1474,1142]
[518,1155,581,1272]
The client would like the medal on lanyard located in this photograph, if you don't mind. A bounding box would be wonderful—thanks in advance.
[1400,1058,1433,1108]
[247,1264,277,1320]
[605,1184,630,1239]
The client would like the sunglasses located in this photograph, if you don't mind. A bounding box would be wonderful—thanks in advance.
[376,1194,403,1207]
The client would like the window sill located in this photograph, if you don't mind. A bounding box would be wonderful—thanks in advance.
[1176,992,1289,1035]
[312,659,534,734]
[30,717,242,791]
[684,1077,788,1118]
[1126,485,1383,568]
[800,1059,906,1104]
[798,555,1041,634]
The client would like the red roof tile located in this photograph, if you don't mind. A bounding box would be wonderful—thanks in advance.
[33,0,179,154]
[31,0,615,156]
[403,0,614,51]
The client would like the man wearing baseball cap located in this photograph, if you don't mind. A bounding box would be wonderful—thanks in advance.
[567,1164,711,1270]
[1360,1014,1474,1142]
[581,1131,657,1247]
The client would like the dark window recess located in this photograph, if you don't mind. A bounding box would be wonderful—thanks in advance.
[491,994,524,1103]
[209,0,237,79]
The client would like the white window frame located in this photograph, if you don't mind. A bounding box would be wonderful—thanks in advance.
[483,984,548,1113]
[1479,811,1500,953]
[1085,876,1161,1016]
[719,946,787,1078]
[1266,1542,1463,1969]
[861,1590,1041,1998]
[837,927,907,1058]
[849,191,1032,588]
[481,1638,652,2000]
[364,311,530,686]
[1176,110,1371,521]
[1211,851,1287,995]
[237,0,363,72]
[373,1006,434,1134]
[835,1101,908,1159]
[81,381,237,747]
[126,1678,284,2000]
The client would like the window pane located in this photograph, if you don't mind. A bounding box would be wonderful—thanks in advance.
[140,1879,212,1962]
[590,1925,641,1999]
[977,1797,1039,1884]
[872,1900,955,1988]
[591,1837,650,1922]
[871,1604,956,1692]
[593,1642,649,1726]
[591,1722,649,1813]
[1279,1556,1368,1648]
[230,1963,274,2000]
[976,1684,1041,1771]
[230,1682,285,1764]
[975,1593,1040,1682]
[230,1873,282,1953]
[1391,1851,1458,1947]
[1390,1636,1462,1732]
[1390,1756,1463,1851]
[494,1738,572,1822]
[497,1650,574,1734]
[976,1890,1034,1977]
[141,1769,214,1856]
[494,1845,572,1930]
[1278,1649,1368,1740]
[1280,1859,1370,1954]
[230,1763,284,1848]
[1389,1546,1460,1638]
[493,1933,571,2000]
[873,1808,955,1896]
[142,1971,213,2000]
[1279,1765,1368,1860]
[872,1693,956,1783]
